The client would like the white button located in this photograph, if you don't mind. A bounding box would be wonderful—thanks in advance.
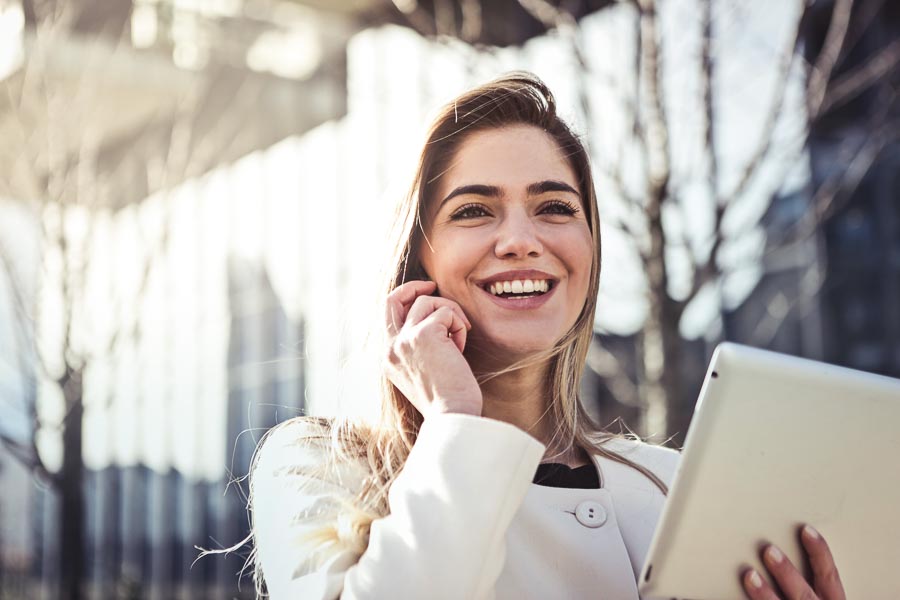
[574,500,607,528]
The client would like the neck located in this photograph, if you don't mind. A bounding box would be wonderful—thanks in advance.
[462,337,590,466]
[473,356,586,467]
[478,360,554,443]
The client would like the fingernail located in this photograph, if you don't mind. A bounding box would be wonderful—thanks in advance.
[748,569,763,589]
[803,525,820,540]
[766,545,784,563]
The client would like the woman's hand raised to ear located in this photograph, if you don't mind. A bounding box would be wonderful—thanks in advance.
[384,280,483,419]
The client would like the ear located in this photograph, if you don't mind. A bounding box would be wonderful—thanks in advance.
[401,258,430,283]
[414,265,431,282]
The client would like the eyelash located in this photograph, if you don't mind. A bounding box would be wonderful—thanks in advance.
[540,200,579,216]
[449,203,491,220]
[449,200,579,221]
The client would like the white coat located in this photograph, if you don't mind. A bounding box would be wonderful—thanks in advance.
[253,413,681,600]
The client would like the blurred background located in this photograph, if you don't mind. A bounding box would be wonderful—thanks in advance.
[0,0,897,597]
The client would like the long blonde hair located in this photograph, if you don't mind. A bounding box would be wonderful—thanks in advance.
[247,72,667,594]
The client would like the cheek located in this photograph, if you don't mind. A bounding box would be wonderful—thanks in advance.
[419,232,473,289]
[565,232,596,309]
[418,230,449,280]
[563,228,595,277]
[418,249,434,281]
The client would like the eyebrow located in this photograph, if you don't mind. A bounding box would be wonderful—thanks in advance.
[438,179,580,210]
[526,180,580,197]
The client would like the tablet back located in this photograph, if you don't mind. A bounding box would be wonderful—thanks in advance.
[638,343,900,600]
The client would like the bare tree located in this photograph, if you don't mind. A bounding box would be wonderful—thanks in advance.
[0,3,202,597]
[512,0,900,442]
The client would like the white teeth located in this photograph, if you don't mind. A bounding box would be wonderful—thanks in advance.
[487,279,552,296]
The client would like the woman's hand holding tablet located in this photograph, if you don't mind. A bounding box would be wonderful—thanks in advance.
[638,343,900,599]
[741,525,846,600]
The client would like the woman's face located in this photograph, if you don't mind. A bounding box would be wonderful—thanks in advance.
[419,124,594,361]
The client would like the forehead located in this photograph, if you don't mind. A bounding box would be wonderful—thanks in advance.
[435,125,578,202]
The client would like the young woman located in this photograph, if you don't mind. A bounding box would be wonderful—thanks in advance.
[249,73,845,600]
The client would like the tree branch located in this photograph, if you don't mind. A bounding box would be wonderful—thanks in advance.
[700,0,718,200]
[636,0,671,192]
[0,433,53,483]
[516,0,575,29]
[586,338,642,408]
[721,16,802,205]
[807,0,854,119]
[725,116,900,277]
[458,0,482,43]
[819,35,900,115]
[839,0,885,58]
[678,0,722,312]
[748,266,827,348]
[769,104,900,254]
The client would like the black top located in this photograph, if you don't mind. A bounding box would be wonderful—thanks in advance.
[533,462,601,489]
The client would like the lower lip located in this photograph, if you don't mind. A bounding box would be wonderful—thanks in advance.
[479,283,557,310]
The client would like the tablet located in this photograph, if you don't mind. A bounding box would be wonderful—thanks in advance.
[638,342,900,600]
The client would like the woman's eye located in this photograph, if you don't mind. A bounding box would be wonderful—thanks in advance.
[540,200,579,216]
[449,203,491,220]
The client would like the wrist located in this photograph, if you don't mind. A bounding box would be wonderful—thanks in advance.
[429,397,483,418]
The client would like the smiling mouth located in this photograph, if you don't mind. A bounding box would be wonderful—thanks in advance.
[483,278,555,299]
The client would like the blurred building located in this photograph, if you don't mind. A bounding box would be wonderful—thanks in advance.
[20,257,304,599]
[217,257,305,597]
[1,0,340,596]
[726,0,900,378]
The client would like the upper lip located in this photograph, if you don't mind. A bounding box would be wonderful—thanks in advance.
[475,269,558,287]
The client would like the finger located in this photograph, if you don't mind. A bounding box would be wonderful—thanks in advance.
[385,280,437,332]
[405,295,471,330]
[446,310,468,353]
[418,306,468,354]
[801,525,845,600]
[761,544,817,600]
[741,568,780,600]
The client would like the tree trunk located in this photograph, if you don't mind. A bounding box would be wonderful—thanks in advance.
[636,0,686,443]
[0,472,4,594]
[640,198,686,442]
[662,299,689,444]
[59,367,85,600]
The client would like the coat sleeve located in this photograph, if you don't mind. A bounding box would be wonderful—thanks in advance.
[252,413,546,600]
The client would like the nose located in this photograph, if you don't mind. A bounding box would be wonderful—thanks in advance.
[494,211,543,259]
